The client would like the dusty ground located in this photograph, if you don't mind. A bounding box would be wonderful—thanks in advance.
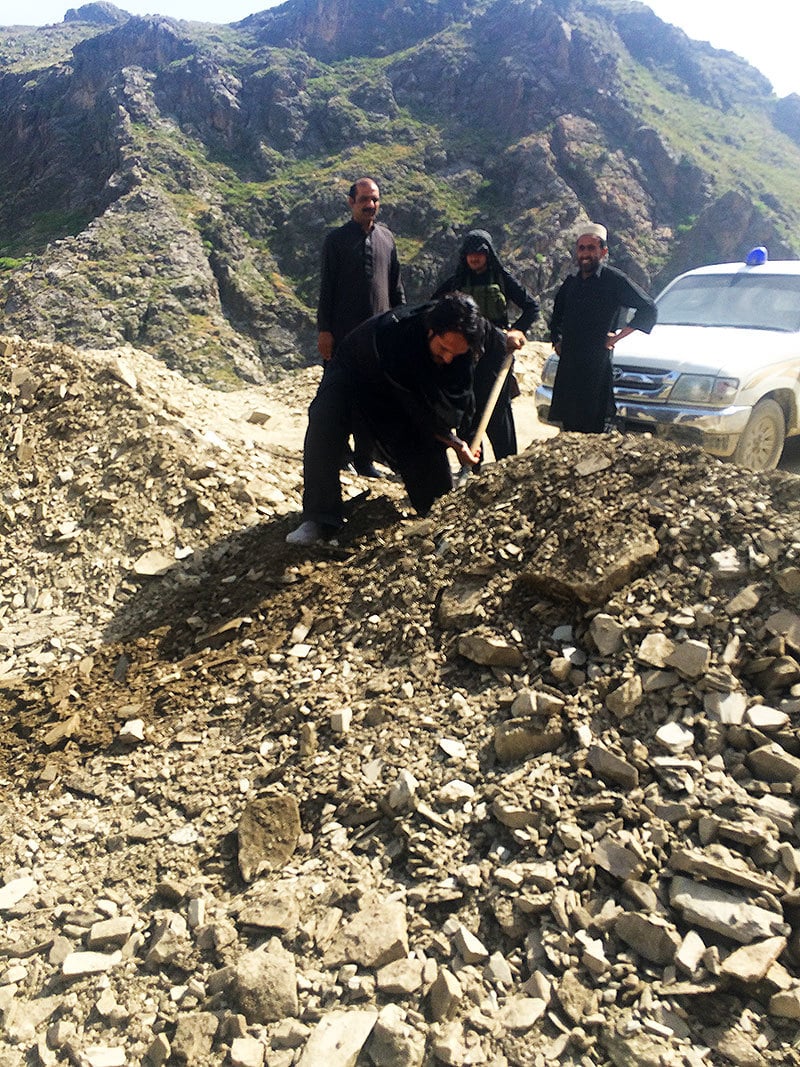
[1,335,800,1067]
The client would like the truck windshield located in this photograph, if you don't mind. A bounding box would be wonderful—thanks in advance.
[657,273,800,332]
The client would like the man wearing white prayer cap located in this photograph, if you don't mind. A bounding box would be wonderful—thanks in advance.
[578,222,607,242]
[548,222,656,432]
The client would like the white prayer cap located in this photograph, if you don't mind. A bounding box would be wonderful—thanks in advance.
[576,222,608,242]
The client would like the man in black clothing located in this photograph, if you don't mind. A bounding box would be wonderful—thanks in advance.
[287,294,524,546]
[549,223,657,433]
[317,177,405,476]
[433,229,539,460]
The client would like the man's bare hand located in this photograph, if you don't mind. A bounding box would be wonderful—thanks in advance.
[437,433,480,466]
[506,329,526,352]
[452,437,481,467]
[318,331,335,361]
[605,326,634,350]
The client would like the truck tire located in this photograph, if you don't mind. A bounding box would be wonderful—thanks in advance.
[732,399,786,470]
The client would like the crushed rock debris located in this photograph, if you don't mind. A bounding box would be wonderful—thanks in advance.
[1,334,800,1066]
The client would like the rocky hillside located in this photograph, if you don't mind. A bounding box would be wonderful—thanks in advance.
[1,0,800,382]
[1,333,800,1065]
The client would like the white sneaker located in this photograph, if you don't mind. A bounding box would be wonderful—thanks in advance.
[286,520,327,546]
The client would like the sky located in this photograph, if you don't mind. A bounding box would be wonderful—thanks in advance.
[644,0,797,97]
[1,0,797,99]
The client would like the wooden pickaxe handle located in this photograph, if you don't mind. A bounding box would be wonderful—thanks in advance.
[468,350,514,454]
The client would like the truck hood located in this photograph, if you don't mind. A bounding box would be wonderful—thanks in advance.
[613,323,800,379]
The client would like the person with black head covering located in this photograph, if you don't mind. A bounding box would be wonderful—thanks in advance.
[433,229,539,461]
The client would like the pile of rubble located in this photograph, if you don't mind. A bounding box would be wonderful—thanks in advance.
[0,334,314,678]
[1,335,800,1067]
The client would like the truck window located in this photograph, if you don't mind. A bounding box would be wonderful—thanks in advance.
[657,274,800,332]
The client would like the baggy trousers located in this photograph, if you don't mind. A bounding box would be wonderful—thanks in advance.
[301,362,454,526]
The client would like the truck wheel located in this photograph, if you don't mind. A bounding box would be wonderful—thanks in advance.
[732,399,786,470]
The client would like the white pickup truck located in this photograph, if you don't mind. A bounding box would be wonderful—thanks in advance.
[535,249,800,469]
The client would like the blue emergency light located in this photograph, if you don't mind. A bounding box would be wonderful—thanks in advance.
[745,246,768,266]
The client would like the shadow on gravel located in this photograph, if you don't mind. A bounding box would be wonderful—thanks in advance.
[103,493,407,662]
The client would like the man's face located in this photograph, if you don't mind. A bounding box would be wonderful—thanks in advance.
[349,181,380,230]
[428,330,470,366]
[576,235,607,276]
[465,251,488,273]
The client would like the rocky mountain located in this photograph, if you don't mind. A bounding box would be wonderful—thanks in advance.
[3,4,800,1064]
[1,0,800,383]
[2,330,800,1066]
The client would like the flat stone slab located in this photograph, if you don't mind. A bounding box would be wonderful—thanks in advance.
[669,876,788,944]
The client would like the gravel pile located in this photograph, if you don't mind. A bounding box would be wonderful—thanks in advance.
[1,334,800,1066]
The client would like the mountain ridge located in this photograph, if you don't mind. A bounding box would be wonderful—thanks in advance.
[1,0,799,382]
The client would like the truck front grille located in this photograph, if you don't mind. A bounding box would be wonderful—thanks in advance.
[612,364,679,402]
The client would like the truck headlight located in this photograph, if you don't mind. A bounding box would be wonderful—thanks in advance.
[541,353,559,387]
[669,374,739,405]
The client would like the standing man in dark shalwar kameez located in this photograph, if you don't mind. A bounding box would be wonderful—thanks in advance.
[549,223,657,433]
[317,176,405,476]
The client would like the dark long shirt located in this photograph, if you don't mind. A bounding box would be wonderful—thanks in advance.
[302,305,485,525]
[338,304,475,440]
[549,263,656,432]
[550,263,656,351]
[317,219,405,345]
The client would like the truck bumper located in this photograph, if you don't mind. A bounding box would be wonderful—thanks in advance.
[534,386,752,458]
